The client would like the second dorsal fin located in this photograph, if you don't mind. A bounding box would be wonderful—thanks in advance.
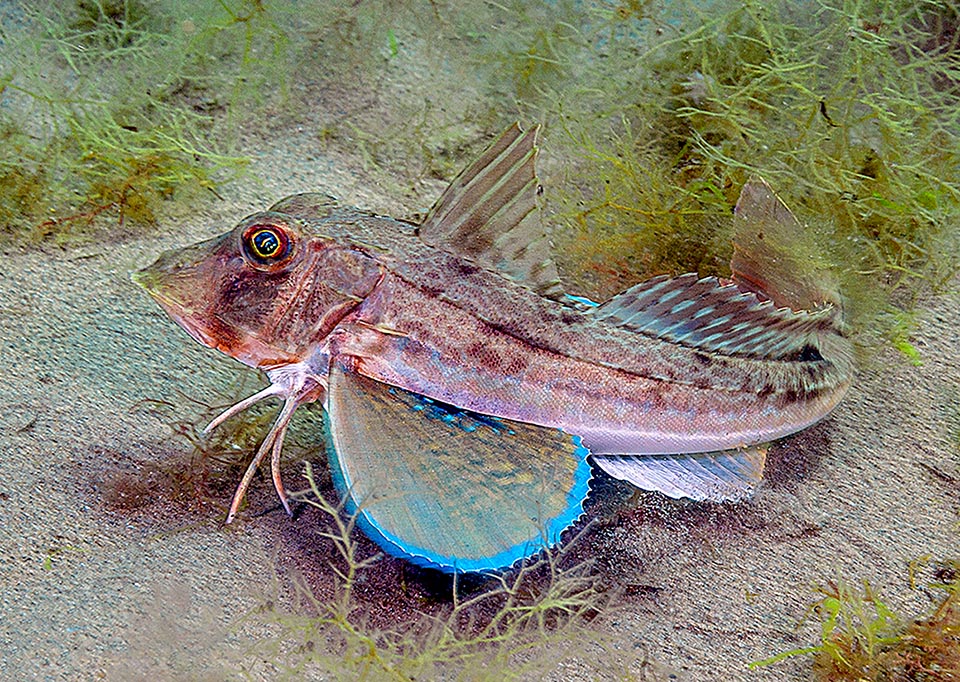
[418,124,564,299]
[592,273,837,362]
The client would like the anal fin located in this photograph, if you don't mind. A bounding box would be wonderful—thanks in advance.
[591,445,767,502]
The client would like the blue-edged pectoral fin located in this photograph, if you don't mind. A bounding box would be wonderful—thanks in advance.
[591,446,767,502]
[325,362,592,573]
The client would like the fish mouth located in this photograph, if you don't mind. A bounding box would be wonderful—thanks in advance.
[131,266,175,304]
[130,267,153,291]
[134,265,303,370]
[132,264,204,328]
[132,266,221,350]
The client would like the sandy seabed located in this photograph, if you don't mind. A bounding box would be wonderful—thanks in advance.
[0,121,957,681]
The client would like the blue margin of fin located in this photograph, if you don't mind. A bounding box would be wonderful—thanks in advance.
[564,293,600,308]
[326,433,593,574]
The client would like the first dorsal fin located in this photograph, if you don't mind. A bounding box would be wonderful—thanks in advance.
[418,124,564,299]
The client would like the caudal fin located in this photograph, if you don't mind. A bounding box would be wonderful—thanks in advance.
[732,178,842,320]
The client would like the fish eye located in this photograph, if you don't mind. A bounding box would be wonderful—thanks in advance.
[251,228,281,257]
[241,221,296,269]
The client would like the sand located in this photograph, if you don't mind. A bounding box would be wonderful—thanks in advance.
[1,105,958,682]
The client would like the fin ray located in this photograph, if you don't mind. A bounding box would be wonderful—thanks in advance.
[418,124,563,299]
[592,446,767,502]
[592,273,835,361]
[732,178,841,313]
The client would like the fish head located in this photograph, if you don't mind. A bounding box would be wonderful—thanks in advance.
[134,211,383,370]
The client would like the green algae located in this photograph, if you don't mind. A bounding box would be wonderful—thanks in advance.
[295,0,959,352]
[236,462,639,681]
[537,0,959,353]
[0,1,278,245]
[752,559,960,680]
[5,0,956,338]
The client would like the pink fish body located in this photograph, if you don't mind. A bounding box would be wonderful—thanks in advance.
[135,125,853,572]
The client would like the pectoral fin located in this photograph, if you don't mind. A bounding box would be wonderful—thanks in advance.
[325,363,591,573]
[591,446,767,502]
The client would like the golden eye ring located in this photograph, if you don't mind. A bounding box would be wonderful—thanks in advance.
[241,220,295,269]
[250,228,283,258]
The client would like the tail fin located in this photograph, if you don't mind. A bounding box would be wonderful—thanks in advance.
[731,179,841,321]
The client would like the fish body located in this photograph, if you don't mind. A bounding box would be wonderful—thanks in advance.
[135,124,853,572]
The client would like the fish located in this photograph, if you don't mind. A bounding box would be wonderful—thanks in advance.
[134,123,854,573]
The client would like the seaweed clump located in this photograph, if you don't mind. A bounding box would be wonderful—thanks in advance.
[0,0,298,245]
[603,1,955,352]
[124,373,326,514]
[295,0,959,357]
[237,463,641,681]
[467,0,960,354]
[753,559,960,680]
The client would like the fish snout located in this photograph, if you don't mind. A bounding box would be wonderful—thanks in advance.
[130,266,160,293]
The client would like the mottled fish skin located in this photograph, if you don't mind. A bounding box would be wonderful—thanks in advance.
[330,269,851,456]
[135,124,854,571]
[245,197,851,456]
[139,201,851,454]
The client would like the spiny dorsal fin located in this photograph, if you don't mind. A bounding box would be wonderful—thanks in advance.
[592,273,836,361]
[732,178,841,313]
[592,445,767,502]
[418,124,564,299]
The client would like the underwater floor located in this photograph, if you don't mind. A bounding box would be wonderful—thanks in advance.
[1,0,959,676]
[0,116,957,679]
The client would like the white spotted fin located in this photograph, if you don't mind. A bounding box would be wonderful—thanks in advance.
[591,272,835,363]
[588,178,847,501]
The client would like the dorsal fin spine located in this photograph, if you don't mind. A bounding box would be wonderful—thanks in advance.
[430,133,535,240]
[417,123,564,298]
